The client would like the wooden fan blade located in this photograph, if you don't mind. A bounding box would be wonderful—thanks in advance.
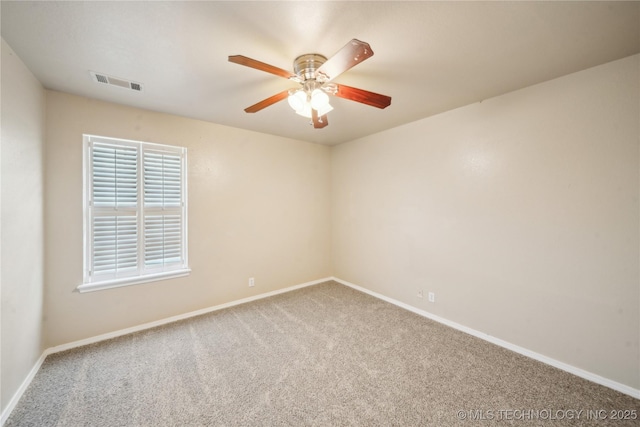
[334,84,391,109]
[244,90,290,113]
[316,39,374,82]
[229,55,295,79]
[311,109,329,128]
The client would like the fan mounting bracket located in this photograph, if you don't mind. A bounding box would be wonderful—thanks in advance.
[293,54,328,82]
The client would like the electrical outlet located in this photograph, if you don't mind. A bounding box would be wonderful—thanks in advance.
[417,289,424,298]
[428,292,435,303]
[249,277,255,287]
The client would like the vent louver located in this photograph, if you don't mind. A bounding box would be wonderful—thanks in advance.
[90,71,143,92]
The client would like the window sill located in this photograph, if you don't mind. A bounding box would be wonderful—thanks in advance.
[77,268,191,293]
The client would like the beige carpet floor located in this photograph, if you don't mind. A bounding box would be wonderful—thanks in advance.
[6,281,640,426]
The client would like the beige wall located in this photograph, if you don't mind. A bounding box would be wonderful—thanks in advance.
[332,54,640,389]
[1,39,46,412]
[43,91,332,347]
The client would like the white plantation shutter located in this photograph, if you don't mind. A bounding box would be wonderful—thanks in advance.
[82,135,188,291]
[143,148,184,270]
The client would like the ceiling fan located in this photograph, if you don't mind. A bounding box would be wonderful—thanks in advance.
[228,39,391,129]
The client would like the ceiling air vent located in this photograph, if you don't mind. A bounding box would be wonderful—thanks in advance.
[89,71,143,92]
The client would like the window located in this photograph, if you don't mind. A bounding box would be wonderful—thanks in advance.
[80,135,189,292]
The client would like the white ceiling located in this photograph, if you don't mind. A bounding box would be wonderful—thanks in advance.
[2,1,639,145]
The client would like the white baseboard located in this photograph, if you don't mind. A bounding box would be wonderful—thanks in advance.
[1,352,47,426]
[0,277,331,425]
[332,276,640,400]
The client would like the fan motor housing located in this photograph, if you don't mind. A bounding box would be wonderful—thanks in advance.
[293,54,327,81]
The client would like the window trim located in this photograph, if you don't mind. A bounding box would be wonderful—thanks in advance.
[79,134,189,293]
[77,269,191,293]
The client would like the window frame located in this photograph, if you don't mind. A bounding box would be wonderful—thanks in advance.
[79,134,190,293]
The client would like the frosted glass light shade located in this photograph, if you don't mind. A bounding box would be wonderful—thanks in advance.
[315,103,334,116]
[287,90,307,112]
[296,103,313,118]
[310,89,329,110]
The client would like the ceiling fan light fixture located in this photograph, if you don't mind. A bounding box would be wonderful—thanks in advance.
[229,39,392,129]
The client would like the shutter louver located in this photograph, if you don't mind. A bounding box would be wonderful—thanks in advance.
[92,215,138,275]
[92,143,138,207]
[144,150,182,207]
[144,214,183,267]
